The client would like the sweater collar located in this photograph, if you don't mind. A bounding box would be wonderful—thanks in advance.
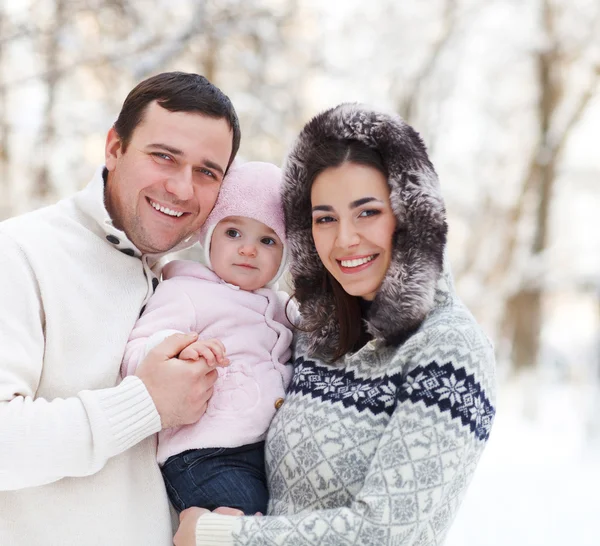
[74,166,197,265]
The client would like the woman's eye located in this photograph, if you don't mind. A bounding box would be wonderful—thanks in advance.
[261,237,276,246]
[359,209,381,218]
[314,216,335,224]
[225,229,240,238]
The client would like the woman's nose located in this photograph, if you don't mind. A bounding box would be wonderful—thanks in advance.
[335,220,360,249]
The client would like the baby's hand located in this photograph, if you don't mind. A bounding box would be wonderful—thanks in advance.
[179,338,229,366]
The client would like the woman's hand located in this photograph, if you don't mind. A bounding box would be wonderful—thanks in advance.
[213,507,245,516]
[173,506,245,545]
[173,507,208,546]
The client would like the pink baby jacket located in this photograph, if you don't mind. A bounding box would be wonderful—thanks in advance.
[122,259,295,464]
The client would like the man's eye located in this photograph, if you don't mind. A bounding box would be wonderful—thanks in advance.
[226,229,240,238]
[199,168,215,178]
[152,153,171,162]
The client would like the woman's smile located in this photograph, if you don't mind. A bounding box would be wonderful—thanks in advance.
[311,162,397,301]
[336,253,379,274]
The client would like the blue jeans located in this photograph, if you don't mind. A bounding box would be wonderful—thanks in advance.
[161,442,268,515]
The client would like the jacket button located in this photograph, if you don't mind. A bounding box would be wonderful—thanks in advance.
[274,398,284,410]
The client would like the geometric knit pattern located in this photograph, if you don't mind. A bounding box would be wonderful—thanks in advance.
[398,361,493,442]
[289,358,493,441]
[233,279,497,545]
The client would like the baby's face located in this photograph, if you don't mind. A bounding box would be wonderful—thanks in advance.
[210,216,283,291]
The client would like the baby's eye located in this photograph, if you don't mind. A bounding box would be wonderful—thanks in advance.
[261,237,276,246]
[225,229,241,238]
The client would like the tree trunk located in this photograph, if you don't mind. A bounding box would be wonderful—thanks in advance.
[0,8,11,219]
[502,0,559,371]
[505,289,542,370]
[33,0,65,202]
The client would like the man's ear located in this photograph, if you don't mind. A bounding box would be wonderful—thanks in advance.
[105,127,123,171]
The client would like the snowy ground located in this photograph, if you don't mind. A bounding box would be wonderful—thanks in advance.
[445,378,600,546]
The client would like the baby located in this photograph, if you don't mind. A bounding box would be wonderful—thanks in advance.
[121,162,295,515]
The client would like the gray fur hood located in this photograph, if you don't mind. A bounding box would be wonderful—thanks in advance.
[282,103,448,358]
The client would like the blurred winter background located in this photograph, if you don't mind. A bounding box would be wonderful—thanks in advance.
[1,0,599,543]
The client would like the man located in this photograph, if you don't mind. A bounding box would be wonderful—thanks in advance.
[0,72,241,545]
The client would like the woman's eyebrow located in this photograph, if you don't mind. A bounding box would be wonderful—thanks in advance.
[312,198,384,213]
[312,205,334,213]
[350,197,381,208]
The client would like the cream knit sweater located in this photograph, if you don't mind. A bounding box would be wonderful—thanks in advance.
[0,168,180,545]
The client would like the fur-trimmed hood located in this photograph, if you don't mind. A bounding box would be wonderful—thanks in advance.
[282,103,448,358]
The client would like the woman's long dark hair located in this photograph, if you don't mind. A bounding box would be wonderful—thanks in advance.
[294,138,389,361]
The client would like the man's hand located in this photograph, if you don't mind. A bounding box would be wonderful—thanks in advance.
[136,333,225,429]
[179,338,229,366]
[173,507,244,546]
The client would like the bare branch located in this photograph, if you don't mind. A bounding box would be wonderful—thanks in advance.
[398,0,458,123]
[131,2,206,80]
[553,64,600,153]
[486,0,599,286]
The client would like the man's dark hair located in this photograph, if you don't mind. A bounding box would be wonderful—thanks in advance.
[114,71,241,171]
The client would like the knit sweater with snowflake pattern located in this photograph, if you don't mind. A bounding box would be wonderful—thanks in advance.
[194,265,496,546]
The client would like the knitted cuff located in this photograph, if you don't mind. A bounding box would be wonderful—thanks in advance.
[79,375,161,456]
[195,513,238,546]
[145,329,184,357]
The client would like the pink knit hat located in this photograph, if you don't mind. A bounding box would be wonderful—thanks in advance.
[199,161,287,287]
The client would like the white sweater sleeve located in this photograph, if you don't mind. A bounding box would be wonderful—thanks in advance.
[0,232,161,491]
[121,279,198,377]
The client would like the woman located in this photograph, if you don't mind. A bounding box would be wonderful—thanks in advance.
[176,103,497,546]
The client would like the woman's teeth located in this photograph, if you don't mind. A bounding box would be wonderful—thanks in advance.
[340,255,376,268]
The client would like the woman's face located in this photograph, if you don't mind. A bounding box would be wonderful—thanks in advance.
[311,162,397,300]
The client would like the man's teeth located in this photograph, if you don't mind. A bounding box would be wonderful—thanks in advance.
[340,255,376,268]
[150,201,183,217]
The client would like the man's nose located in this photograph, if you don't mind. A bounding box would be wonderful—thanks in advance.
[165,168,194,201]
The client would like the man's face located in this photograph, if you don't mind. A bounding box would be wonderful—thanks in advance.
[104,101,233,254]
